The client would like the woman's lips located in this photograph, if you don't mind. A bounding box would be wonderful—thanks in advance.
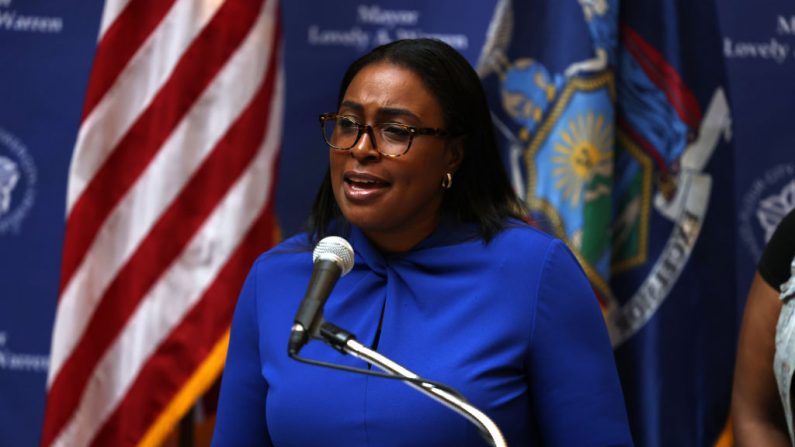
[343,172,390,202]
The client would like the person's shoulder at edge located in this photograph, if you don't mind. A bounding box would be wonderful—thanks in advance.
[759,207,795,290]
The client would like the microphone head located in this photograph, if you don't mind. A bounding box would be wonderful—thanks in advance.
[313,236,354,276]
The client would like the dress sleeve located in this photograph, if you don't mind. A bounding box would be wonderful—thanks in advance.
[528,240,633,446]
[212,263,273,447]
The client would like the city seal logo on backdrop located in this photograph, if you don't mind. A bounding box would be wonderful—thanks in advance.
[739,163,795,261]
[478,0,731,346]
[0,127,37,235]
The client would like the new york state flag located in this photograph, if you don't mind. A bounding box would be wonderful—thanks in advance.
[478,0,734,445]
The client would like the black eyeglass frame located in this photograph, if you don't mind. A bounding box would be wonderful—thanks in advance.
[319,112,452,158]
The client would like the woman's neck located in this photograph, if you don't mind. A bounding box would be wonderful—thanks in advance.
[361,215,441,254]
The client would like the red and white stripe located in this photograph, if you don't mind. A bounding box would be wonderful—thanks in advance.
[42,0,283,445]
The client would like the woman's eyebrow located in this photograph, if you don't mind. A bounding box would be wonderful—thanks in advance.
[377,107,420,122]
[339,100,363,113]
[338,101,420,122]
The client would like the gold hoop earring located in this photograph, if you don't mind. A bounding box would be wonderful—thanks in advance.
[441,172,453,190]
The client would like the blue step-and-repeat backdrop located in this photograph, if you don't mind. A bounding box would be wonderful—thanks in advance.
[1,0,793,445]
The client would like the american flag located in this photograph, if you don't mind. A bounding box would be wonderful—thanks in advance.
[41,0,283,445]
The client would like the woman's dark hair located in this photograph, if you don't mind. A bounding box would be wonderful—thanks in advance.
[308,38,525,242]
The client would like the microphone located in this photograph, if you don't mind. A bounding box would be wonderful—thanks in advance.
[288,236,354,356]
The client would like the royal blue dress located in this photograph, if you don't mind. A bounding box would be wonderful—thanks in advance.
[213,221,633,446]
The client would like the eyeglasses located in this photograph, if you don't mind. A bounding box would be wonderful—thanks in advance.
[319,112,451,158]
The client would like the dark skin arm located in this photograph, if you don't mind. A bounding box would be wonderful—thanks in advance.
[731,273,790,446]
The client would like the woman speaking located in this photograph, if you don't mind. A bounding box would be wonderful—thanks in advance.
[213,38,633,446]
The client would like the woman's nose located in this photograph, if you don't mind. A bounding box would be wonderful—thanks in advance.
[351,127,380,160]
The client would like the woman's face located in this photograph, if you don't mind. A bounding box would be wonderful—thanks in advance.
[330,62,461,252]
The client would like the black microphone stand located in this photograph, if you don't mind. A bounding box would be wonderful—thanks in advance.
[316,322,508,447]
